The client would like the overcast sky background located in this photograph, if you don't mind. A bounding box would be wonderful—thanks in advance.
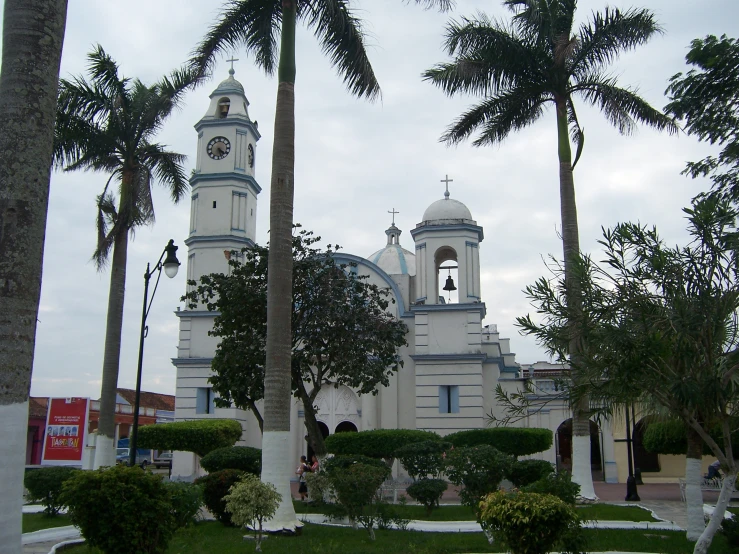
[12,0,737,400]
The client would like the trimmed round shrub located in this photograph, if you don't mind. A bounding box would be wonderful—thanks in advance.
[24,466,79,516]
[479,490,582,554]
[395,440,452,479]
[200,446,261,475]
[327,462,391,540]
[60,465,175,554]
[444,445,513,512]
[164,481,203,529]
[522,471,580,505]
[506,459,554,488]
[138,419,242,457]
[323,454,390,476]
[406,478,448,515]
[445,428,553,457]
[195,469,245,526]
[324,429,441,460]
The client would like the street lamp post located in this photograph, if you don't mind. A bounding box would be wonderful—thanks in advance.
[624,405,640,501]
[128,239,180,467]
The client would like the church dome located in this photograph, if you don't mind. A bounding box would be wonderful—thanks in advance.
[368,224,416,276]
[421,196,474,224]
[212,68,245,96]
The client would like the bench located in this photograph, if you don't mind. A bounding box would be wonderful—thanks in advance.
[678,477,736,501]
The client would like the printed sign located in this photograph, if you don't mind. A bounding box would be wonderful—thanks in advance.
[41,398,89,465]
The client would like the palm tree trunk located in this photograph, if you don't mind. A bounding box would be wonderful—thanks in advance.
[555,97,596,500]
[0,1,67,552]
[685,427,705,540]
[261,0,300,532]
[93,230,129,468]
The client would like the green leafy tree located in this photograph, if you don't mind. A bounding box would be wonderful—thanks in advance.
[327,462,390,540]
[185,228,408,456]
[53,46,195,468]
[423,0,676,499]
[0,1,67,551]
[444,445,513,516]
[518,196,739,554]
[665,35,739,200]
[188,0,451,530]
[224,474,281,552]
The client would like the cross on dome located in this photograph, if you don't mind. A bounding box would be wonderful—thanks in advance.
[226,56,239,75]
[441,174,453,198]
[388,208,399,225]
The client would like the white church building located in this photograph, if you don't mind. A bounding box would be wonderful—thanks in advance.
[170,70,636,485]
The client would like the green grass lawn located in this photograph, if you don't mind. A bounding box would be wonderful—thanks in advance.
[293,501,657,522]
[22,513,72,533]
[59,521,735,554]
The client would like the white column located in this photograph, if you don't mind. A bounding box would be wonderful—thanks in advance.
[361,393,377,431]
[600,418,618,483]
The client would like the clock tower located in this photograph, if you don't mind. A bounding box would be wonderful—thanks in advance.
[171,68,261,478]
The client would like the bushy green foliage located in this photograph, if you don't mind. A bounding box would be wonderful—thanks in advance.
[522,471,580,505]
[224,474,281,552]
[305,471,332,504]
[24,466,79,516]
[164,481,203,529]
[720,515,739,548]
[444,445,513,513]
[322,454,390,475]
[324,429,441,460]
[200,446,261,474]
[445,428,552,457]
[479,490,583,554]
[394,440,451,479]
[138,419,242,457]
[60,465,175,554]
[405,478,447,515]
[195,469,245,526]
[327,462,391,540]
[642,420,739,455]
[506,459,554,488]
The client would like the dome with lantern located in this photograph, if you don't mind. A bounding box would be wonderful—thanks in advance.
[368,223,416,276]
[420,189,475,225]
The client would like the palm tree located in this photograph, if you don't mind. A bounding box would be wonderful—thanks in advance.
[423,0,676,499]
[53,45,194,469]
[189,0,451,530]
[0,1,67,551]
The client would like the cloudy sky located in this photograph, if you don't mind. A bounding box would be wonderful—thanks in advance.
[16,0,737,400]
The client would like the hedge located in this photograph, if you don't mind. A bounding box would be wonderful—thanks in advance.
[324,429,441,459]
[200,446,261,475]
[445,428,552,457]
[137,419,243,457]
[642,420,739,456]
[506,459,555,488]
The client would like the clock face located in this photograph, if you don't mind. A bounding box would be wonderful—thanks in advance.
[247,144,254,168]
[207,136,231,160]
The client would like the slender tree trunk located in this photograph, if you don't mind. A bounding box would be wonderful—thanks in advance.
[685,427,706,541]
[0,1,67,552]
[261,0,300,532]
[555,96,596,500]
[694,472,736,554]
[93,230,129,468]
[298,383,327,457]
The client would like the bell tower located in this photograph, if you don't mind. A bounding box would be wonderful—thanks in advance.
[171,67,261,478]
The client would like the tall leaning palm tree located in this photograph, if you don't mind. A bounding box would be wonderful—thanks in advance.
[423,0,676,500]
[54,46,194,469]
[189,0,452,530]
[0,3,67,551]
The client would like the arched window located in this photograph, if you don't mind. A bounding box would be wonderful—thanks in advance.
[435,246,458,304]
[217,97,230,118]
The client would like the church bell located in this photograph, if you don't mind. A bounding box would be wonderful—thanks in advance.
[443,274,457,292]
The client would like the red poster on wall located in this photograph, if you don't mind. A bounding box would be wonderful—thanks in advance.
[41,397,90,465]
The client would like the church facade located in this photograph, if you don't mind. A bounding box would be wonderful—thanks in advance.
[171,71,632,484]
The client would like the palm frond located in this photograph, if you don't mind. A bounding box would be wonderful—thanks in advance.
[86,44,130,109]
[304,0,380,101]
[572,7,663,76]
[93,186,119,269]
[404,0,453,11]
[140,143,190,203]
[423,14,545,98]
[567,99,584,169]
[441,87,548,146]
[189,0,281,79]
[573,75,678,135]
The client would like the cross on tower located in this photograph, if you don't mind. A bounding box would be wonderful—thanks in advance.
[226,56,240,73]
[441,174,453,198]
[388,208,399,225]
